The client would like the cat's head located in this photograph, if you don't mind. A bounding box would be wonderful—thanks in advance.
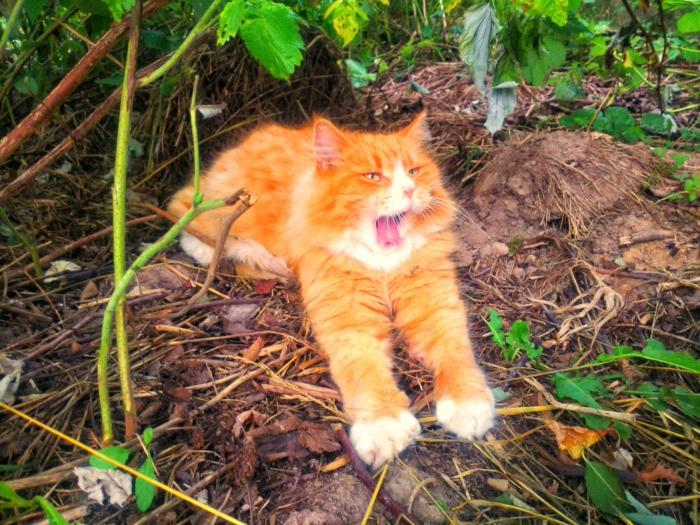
[309,112,455,255]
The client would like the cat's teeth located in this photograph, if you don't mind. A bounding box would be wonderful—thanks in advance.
[349,410,421,468]
[436,397,496,440]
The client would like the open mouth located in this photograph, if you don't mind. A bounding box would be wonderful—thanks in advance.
[375,212,407,248]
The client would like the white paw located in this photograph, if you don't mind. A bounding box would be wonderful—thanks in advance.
[349,411,421,469]
[436,395,496,440]
[180,232,214,265]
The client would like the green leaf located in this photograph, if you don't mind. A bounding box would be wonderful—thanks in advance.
[542,36,566,68]
[100,0,135,20]
[0,482,32,507]
[493,54,519,85]
[240,2,304,80]
[217,0,245,45]
[459,3,499,94]
[89,445,130,470]
[641,114,672,136]
[625,491,678,525]
[485,81,518,134]
[584,461,631,515]
[554,82,585,101]
[634,384,670,412]
[142,427,154,446]
[345,59,376,88]
[626,513,678,525]
[677,11,700,33]
[621,126,645,144]
[34,496,70,525]
[595,340,700,373]
[506,320,542,363]
[614,421,631,441]
[25,0,49,23]
[521,46,548,86]
[532,0,569,26]
[193,0,215,20]
[671,388,700,420]
[135,457,157,512]
[560,108,596,128]
[485,309,505,349]
[552,373,610,428]
[597,107,636,139]
[325,0,367,47]
[491,387,512,403]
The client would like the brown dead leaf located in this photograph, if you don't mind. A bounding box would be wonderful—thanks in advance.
[243,337,265,362]
[546,420,611,460]
[249,416,341,462]
[162,383,192,402]
[637,464,686,486]
[254,279,277,295]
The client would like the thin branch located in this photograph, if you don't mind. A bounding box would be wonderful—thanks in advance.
[0,0,168,164]
[175,191,256,317]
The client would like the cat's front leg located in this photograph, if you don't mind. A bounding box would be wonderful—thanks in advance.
[298,255,421,468]
[389,260,496,440]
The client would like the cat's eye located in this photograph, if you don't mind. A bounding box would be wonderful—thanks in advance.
[408,167,420,177]
[365,172,383,181]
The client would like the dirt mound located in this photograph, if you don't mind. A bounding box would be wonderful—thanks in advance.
[467,131,655,242]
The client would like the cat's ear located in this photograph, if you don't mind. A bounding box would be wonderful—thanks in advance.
[313,118,346,170]
[400,110,430,143]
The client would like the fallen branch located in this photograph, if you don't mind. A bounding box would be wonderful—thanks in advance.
[175,191,255,316]
[336,428,417,523]
[0,0,168,165]
[3,215,157,281]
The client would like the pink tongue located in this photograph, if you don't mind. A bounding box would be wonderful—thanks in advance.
[376,216,402,247]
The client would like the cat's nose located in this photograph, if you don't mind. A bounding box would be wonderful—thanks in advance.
[404,187,415,198]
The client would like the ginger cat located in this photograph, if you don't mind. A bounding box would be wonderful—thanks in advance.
[168,112,495,467]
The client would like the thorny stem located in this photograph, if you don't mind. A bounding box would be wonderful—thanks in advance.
[107,0,141,443]
[97,197,237,443]
[137,0,225,87]
[191,75,203,204]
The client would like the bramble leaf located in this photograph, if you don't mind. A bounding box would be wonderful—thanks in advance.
[552,373,610,428]
[240,2,304,79]
[217,0,245,45]
[532,0,568,26]
[485,81,518,134]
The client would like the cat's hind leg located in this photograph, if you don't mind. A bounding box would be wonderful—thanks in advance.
[180,233,290,280]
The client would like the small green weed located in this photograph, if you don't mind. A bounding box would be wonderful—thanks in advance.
[0,483,70,524]
[485,310,543,364]
[89,427,158,512]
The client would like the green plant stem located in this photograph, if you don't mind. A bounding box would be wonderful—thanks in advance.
[137,0,225,87]
[190,75,202,203]
[109,0,142,443]
[98,197,232,443]
[0,0,26,61]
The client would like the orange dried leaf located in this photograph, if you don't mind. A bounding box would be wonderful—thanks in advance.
[547,421,611,460]
[637,464,686,486]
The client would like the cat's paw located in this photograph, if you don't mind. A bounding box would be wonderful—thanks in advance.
[349,411,421,469]
[436,395,496,440]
